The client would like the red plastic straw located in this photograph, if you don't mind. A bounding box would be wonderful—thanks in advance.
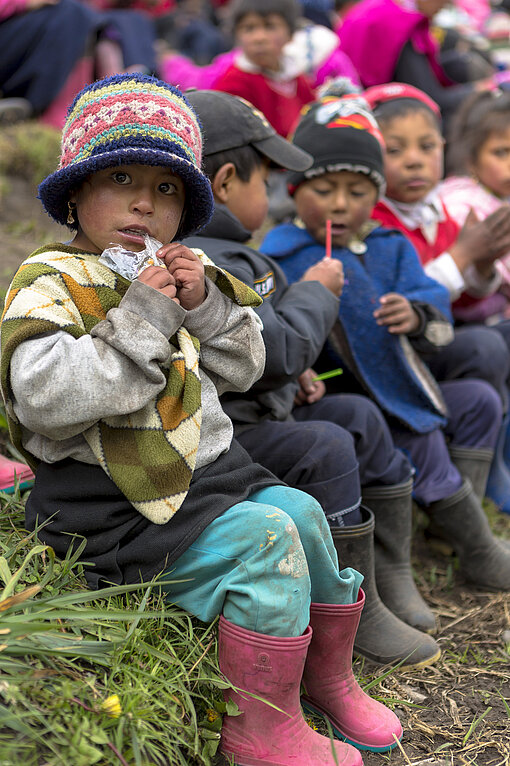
[325,219,332,258]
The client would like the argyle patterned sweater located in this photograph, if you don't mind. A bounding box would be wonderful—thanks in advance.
[1,244,262,524]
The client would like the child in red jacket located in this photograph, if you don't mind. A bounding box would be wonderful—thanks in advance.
[213,0,316,137]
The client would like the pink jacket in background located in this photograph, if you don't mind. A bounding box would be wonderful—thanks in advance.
[439,175,510,320]
[339,0,451,88]
[0,0,28,21]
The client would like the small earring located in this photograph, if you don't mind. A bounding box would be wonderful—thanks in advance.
[67,201,76,225]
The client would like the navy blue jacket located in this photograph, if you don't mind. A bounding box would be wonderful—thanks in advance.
[261,222,454,433]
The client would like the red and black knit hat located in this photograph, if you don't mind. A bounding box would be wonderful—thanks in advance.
[38,73,214,237]
[287,95,386,196]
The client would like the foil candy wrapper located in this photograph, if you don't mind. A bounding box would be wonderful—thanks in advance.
[98,234,166,281]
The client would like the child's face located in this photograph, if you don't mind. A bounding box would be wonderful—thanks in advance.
[225,160,270,234]
[381,111,444,204]
[472,127,510,199]
[293,170,378,248]
[70,164,186,254]
[235,12,291,71]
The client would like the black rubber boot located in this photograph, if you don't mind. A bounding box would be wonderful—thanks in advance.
[426,479,510,590]
[431,449,510,554]
[362,479,436,634]
[448,445,493,503]
[331,507,441,667]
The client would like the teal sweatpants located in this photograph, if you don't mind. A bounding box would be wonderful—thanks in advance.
[160,485,363,637]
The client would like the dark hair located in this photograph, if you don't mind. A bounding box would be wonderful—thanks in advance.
[229,0,299,34]
[373,97,441,131]
[202,144,264,183]
[446,89,510,175]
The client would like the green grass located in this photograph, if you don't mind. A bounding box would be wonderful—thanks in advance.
[0,124,60,185]
[0,489,229,766]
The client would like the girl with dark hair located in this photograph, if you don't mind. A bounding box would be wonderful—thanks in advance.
[440,88,510,325]
[366,82,510,513]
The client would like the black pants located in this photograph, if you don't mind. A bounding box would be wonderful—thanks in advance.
[236,393,411,518]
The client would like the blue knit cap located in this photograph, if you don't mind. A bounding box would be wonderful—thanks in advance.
[38,73,214,238]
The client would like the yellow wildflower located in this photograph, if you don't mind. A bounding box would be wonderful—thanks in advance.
[206,709,219,723]
[101,694,122,718]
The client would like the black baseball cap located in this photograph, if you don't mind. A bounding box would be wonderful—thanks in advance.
[185,89,313,172]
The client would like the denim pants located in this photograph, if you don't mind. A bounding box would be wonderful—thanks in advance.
[160,485,362,637]
[391,379,501,505]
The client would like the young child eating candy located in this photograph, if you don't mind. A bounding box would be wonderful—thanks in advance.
[0,73,402,765]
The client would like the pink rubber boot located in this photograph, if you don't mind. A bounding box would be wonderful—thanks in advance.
[0,454,34,494]
[302,590,403,753]
[218,616,363,766]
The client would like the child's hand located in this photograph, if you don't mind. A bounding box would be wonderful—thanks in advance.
[294,368,326,406]
[374,293,420,334]
[451,206,510,274]
[157,243,206,310]
[301,258,344,297]
[137,265,180,304]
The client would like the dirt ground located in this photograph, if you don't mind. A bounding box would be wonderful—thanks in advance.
[2,153,510,766]
[359,514,510,766]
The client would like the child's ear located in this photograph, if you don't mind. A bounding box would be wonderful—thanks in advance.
[212,163,238,204]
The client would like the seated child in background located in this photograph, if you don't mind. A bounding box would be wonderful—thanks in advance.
[338,0,500,134]
[158,18,360,94]
[184,88,440,668]
[0,73,401,765]
[439,87,510,324]
[260,94,510,594]
[366,82,510,512]
[212,0,316,138]
[367,83,510,327]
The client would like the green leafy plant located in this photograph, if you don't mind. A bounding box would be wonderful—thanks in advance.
[0,494,227,765]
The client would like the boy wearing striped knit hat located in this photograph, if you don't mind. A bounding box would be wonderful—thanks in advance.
[0,73,401,764]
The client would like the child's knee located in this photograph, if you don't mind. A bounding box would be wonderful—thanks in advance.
[469,379,502,422]
[246,504,312,634]
[255,485,328,532]
[470,327,510,384]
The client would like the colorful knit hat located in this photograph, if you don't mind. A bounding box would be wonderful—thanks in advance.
[38,73,214,238]
[287,94,386,195]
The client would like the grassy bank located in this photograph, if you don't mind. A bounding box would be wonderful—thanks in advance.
[0,487,232,766]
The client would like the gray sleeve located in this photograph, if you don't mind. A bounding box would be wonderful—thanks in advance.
[9,280,186,440]
[183,278,266,395]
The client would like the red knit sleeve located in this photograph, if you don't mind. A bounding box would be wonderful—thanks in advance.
[213,66,255,102]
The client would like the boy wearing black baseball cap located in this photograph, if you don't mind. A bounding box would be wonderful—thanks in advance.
[185,88,441,672]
